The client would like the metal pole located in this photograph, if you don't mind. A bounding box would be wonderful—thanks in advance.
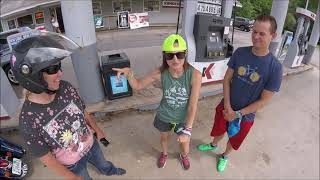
[303,2,320,64]
[60,0,105,104]
[231,0,236,44]
[222,0,234,18]
[305,0,310,9]
[181,0,198,62]
[176,0,182,34]
[0,68,19,119]
[269,0,290,56]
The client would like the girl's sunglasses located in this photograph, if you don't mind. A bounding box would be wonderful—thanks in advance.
[163,52,186,60]
[42,63,62,75]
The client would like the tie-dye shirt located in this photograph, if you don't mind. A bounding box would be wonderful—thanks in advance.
[19,81,94,165]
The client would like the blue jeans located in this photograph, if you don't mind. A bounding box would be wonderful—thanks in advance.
[66,139,121,180]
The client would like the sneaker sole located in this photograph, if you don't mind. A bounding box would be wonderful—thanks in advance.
[158,161,166,168]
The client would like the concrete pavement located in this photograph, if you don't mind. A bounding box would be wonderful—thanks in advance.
[0,27,319,179]
[1,67,318,179]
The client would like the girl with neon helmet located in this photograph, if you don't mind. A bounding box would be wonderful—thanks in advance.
[12,32,126,180]
[113,34,202,170]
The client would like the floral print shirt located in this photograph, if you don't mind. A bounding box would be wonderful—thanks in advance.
[19,81,94,165]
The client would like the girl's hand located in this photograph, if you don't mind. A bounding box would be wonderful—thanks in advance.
[112,67,131,79]
[177,134,190,143]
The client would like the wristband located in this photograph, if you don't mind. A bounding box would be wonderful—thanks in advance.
[185,127,192,132]
[182,127,192,136]
[235,110,243,119]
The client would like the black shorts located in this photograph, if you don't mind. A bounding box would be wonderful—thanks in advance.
[153,115,185,135]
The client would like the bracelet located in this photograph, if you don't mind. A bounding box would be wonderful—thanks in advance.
[182,127,192,136]
[185,127,192,132]
[182,129,191,136]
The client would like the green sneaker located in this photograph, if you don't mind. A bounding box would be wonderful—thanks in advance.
[217,156,228,172]
[197,143,217,152]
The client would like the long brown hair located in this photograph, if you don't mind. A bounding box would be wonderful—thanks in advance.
[159,51,190,72]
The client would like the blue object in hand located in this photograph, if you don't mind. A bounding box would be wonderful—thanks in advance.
[227,118,241,138]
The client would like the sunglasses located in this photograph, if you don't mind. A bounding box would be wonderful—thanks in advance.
[163,52,186,60]
[42,63,62,75]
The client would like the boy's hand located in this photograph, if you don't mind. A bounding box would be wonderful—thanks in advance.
[223,109,236,121]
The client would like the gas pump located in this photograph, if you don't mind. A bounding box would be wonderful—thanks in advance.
[283,7,316,68]
[190,13,233,84]
[193,14,233,62]
[181,0,234,85]
[277,30,294,62]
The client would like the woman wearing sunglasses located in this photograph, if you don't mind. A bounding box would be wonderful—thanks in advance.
[113,34,202,170]
[12,33,125,180]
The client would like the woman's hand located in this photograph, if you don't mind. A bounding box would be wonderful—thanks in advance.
[177,134,190,143]
[95,129,107,140]
[112,67,131,79]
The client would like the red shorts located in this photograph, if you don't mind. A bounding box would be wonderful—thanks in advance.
[210,102,254,150]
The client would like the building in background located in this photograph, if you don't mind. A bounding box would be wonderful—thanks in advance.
[0,0,241,32]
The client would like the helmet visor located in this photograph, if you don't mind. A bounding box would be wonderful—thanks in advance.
[37,31,80,52]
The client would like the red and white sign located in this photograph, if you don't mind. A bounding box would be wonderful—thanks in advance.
[189,59,229,84]
[128,12,150,29]
[35,12,44,19]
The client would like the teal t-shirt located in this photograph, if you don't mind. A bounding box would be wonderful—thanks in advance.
[156,66,194,124]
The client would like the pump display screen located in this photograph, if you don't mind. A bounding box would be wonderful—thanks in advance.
[109,75,129,94]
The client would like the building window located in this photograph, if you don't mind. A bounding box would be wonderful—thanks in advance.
[144,0,160,12]
[112,0,131,13]
[17,14,34,28]
[7,19,16,29]
[35,12,45,24]
[92,1,102,15]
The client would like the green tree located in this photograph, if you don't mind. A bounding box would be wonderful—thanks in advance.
[284,12,297,32]
[235,0,254,18]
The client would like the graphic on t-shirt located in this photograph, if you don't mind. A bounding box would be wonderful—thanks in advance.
[237,65,260,83]
[164,81,189,109]
[43,101,90,154]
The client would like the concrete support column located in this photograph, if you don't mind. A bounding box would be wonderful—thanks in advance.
[222,0,234,18]
[269,0,289,56]
[0,68,19,118]
[60,0,105,104]
[181,0,198,62]
[303,3,320,65]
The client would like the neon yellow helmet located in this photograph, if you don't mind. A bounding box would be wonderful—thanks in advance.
[162,34,187,52]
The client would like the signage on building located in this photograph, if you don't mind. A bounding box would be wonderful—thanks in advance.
[94,16,104,29]
[117,11,130,29]
[197,1,222,16]
[35,12,44,19]
[162,1,184,8]
[198,0,222,5]
[129,12,149,29]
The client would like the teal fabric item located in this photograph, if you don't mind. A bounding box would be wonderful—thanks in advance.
[227,117,242,137]
[156,66,194,124]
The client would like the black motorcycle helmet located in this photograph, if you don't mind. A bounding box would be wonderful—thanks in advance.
[10,32,79,94]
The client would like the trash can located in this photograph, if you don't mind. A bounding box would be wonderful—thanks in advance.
[101,53,132,100]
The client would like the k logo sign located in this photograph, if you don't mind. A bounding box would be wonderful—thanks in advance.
[202,63,215,79]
